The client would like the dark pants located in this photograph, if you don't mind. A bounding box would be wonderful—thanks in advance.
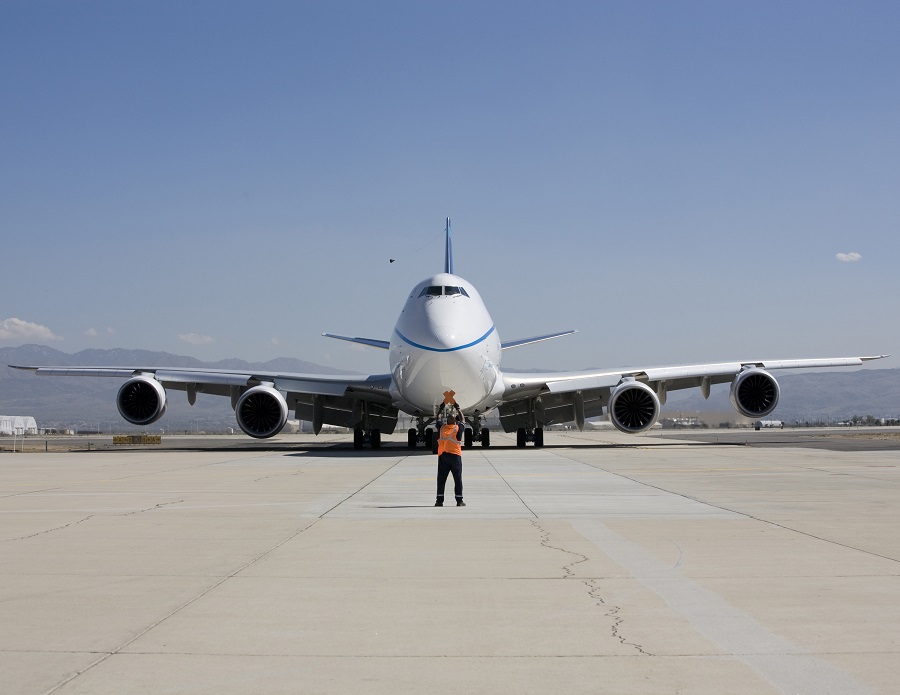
[436,453,463,501]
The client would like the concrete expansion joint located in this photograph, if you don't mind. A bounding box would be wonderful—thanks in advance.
[4,515,94,542]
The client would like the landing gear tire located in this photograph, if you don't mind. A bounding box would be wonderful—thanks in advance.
[481,428,490,448]
[534,427,544,448]
[353,428,364,450]
[407,428,417,449]
[464,427,473,448]
[371,429,381,449]
[516,428,527,448]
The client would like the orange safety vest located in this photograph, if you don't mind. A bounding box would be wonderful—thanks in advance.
[437,423,462,456]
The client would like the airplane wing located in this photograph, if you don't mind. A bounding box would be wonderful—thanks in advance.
[321,333,391,349]
[500,330,577,350]
[9,365,397,436]
[496,355,889,432]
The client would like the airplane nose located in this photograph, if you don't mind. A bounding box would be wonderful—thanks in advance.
[431,325,458,351]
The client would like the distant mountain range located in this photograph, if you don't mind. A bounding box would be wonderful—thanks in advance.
[2,345,898,432]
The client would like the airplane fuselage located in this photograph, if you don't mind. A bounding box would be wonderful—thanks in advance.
[389,272,503,416]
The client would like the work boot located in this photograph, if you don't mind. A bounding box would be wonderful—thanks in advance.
[456,500,466,507]
[434,499,443,507]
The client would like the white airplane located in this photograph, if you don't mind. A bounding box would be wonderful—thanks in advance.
[12,219,887,449]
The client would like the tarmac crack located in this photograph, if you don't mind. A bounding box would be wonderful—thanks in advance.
[123,499,185,516]
[531,519,652,658]
[530,519,588,579]
[254,469,306,483]
[584,578,652,657]
[2,515,94,542]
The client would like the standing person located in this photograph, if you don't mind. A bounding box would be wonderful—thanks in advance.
[435,413,465,507]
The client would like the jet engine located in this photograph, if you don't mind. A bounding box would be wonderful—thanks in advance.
[117,376,167,426]
[730,368,780,418]
[608,380,660,433]
[235,385,289,438]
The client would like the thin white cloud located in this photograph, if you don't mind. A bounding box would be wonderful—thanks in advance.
[178,332,215,345]
[0,317,62,342]
[270,337,280,346]
[85,327,99,337]
[106,327,116,335]
[835,252,862,263]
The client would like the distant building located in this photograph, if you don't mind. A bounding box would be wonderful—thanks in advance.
[0,416,38,435]
[661,416,704,429]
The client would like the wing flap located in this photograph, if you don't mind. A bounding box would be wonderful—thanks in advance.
[155,370,255,387]
[546,373,623,394]
[16,367,145,378]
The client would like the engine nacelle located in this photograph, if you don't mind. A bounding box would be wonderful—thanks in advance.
[117,376,168,426]
[608,379,660,433]
[235,385,289,438]
[730,368,780,418]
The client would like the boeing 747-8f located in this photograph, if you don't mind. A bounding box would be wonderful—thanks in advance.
[11,220,887,449]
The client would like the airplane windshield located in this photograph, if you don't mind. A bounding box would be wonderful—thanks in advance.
[417,286,469,298]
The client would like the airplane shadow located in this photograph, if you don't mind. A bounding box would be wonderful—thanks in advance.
[281,440,738,457]
[80,440,743,457]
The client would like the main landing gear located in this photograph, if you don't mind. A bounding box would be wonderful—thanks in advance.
[353,428,382,449]
[516,427,544,448]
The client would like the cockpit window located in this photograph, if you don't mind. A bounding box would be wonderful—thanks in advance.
[417,285,470,298]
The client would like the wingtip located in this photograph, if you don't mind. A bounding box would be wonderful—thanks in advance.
[862,354,891,361]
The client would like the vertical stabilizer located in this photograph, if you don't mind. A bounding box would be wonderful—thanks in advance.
[444,217,453,275]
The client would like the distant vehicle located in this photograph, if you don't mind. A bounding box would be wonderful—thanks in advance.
[754,420,784,430]
[11,219,887,450]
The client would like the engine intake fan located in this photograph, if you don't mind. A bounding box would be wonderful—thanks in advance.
[608,379,660,433]
[117,377,167,426]
[235,385,289,438]
[730,368,780,418]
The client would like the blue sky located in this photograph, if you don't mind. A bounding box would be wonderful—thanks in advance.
[2,1,898,374]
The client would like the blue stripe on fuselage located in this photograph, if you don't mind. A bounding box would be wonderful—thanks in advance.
[395,325,495,353]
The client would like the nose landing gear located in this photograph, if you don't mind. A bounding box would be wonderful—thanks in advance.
[406,406,492,450]
[406,418,436,449]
